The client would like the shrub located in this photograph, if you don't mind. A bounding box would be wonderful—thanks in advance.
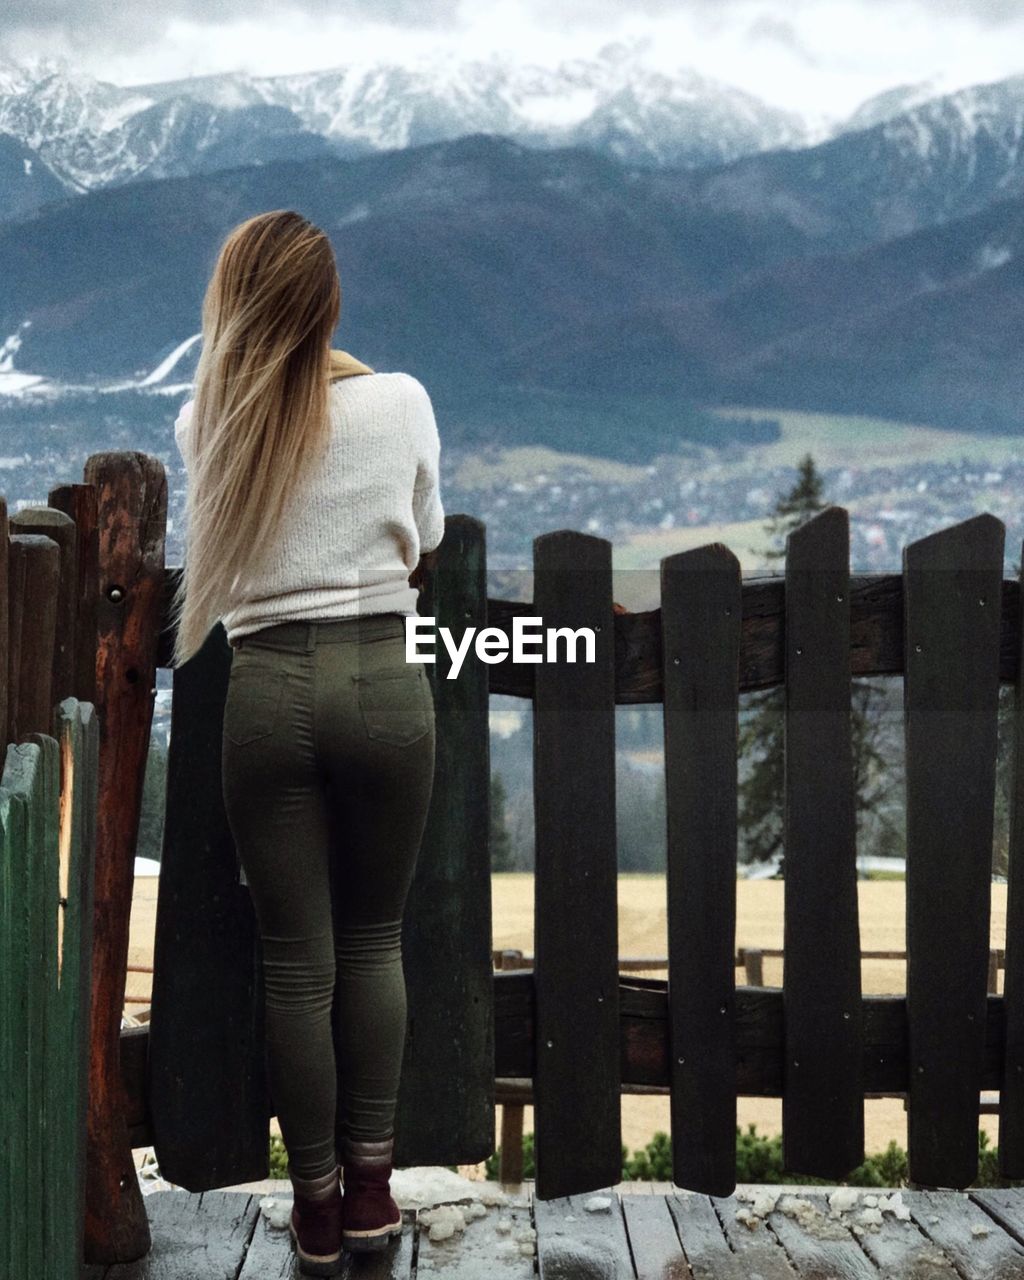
[483,1124,1024,1189]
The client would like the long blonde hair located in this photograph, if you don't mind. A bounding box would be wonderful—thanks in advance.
[169,210,341,668]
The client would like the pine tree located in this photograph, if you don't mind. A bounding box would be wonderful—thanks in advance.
[490,772,515,871]
[737,454,893,876]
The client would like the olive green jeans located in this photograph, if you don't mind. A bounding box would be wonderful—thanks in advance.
[221,612,435,1180]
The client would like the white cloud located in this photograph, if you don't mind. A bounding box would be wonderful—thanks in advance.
[2,0,1023,122]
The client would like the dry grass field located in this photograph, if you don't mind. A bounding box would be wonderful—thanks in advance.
[127,871,1008,1171]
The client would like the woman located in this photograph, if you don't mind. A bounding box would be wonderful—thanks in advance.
[169,209,444,1275]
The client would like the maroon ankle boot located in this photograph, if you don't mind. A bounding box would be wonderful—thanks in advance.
[338,1134,404,1252]
[288,1165,344,1276]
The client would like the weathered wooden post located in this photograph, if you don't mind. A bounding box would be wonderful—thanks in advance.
[81,453,166,1264]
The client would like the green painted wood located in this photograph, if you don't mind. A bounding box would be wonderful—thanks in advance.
[660,542,742,1197]
[30,730,61,1275]
[149,621,270,1190]
[782,507,865,1180]
[1000,548,1024,1177]
[531,531,620,1200]
[0,745,18,1280]
[1,740,48,1275]
[0,496,8,757]
[903,513,1005,1187]
[396,515,494,1166]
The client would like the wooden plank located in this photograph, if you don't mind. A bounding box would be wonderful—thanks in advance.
[704,1191,800,1280]
[52,700,100,1280]
[0,741,44,1279]
[532,531,620,1200]
[101,1191,260,1280]
[119,976,1012,1141]
[414,1199,532,1277]
[797,1191,957,1278]
[0,496,8,750]
[619,1195,697,1279]
[755,1190,878,1279]
[660,543,741,1196]
[242,1203,416,1276]
[903,513,1005,1187]
[1001,551,1024,1177]
[82,451,166,1262]
[782,508,864,1180]
[396,515,494,1167]
[0,740,9,1280]
[534,1189,635,1279]
[148,619,269,1189]
[25,730,61,1275]
[49,483,100,705]
[7,533,60,741]
[483,572,1022,704]
[970,1186,1024,1247]
[10,507,78,716]
[663,1192,750,1280]
[908,1187,1024,1277]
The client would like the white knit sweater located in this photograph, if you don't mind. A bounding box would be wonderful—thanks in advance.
[173,370,445,644]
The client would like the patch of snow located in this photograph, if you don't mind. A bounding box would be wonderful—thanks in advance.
[0,370,48,396]
[828,1186,860,1213]
[259,1195,292,1229]
[338,201,370,225]
[138,332,201,386]
[977,243,1012,271]
[419,1204,468,1240]
[0,321,52,397]
[389,1164,520,1208]
[517,86,599,128]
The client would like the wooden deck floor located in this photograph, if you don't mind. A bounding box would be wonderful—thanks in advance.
[80,1182,1024,1278]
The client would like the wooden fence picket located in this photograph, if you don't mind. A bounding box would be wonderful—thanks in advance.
[903,514,1004,1186]
[660,541,742,1196]
[782,507,865,1179]
[1001,556,1024,1177]
[532,530,621,1199]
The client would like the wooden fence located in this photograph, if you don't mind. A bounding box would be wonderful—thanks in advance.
[0,486,102,1278]
[3,451,1024,1271]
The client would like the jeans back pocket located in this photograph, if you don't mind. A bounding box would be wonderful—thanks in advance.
[224,659,289,745]
[354,665,431,746]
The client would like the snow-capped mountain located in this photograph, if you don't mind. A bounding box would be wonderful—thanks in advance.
[0,39,809,207]
[678,70,1024,251]
[0,62,336,199]
[836,77,949,135]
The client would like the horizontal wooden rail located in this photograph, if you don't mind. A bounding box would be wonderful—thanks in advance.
[491,947,1007,973]
[116,971,1015,1150]
[157,566,1024,700]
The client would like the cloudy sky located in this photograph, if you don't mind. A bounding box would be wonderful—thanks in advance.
[3,0,1024,124]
